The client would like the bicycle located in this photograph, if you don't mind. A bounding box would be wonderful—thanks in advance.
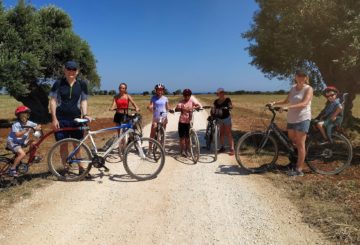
[153,111,168,149]
[47,113,165,181]
[203,106,228,161]
[235,104,353,175]
[0,123,87,185]
[104,109,143,163]
[170,108,202,163]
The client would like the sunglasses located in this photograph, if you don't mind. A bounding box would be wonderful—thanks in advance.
[66,68,77,71]
[326,93,336,98]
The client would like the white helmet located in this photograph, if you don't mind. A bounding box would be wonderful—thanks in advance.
[154,83,165,90]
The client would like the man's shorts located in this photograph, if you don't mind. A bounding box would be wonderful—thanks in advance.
[178,122,190,138]
[55,120,84,141]
[287,120,311,133]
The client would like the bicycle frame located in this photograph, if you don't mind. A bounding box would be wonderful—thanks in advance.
[66,119,145,163]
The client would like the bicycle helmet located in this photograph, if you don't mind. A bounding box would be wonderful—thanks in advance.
[323,86,339,94]
[183,89,192,96]
[154,83,165,90]
[15,105,31,116]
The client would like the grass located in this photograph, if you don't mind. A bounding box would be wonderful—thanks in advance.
[197,94,360,244]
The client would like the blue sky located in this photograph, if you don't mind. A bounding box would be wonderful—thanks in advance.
[4,0,290,93]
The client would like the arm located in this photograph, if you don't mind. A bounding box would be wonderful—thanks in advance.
[331,106,343,121]
[272,94,290,106]
[15,129,31,138]
[80,99,89,118]
[109,98,117,111]
[128,95,140,112]
[50,97,59,129]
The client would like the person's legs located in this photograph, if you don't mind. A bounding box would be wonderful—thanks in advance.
[294,131,307,172]
[316,121,328,140]
[224,124,234,154]
[11,148,26,169]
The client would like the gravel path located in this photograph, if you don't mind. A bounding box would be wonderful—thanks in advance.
[0,104,326,244]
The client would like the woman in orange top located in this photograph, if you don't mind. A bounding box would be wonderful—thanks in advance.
[110,83,139,124]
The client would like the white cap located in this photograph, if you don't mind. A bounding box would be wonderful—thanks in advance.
[216,87,225,93]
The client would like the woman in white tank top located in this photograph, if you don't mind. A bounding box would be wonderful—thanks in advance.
[271,70,313,176]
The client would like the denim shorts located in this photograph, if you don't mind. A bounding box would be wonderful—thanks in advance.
[287,120,311,133]
[218,116,232,126]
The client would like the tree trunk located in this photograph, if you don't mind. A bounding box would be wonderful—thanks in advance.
[16,84,51,124]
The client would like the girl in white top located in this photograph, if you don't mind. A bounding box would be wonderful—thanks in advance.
[271,69,313,176]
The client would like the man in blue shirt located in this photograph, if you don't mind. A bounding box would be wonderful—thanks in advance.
[49,61,90,140]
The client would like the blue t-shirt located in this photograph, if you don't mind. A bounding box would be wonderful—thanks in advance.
[49,78,88,120]
[7,120,37,145]
[150,95,168,119]
[322,98,342,119]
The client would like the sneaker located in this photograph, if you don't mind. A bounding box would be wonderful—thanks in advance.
[218,146,226,153]
[8,168,19,177]
[79,169,92,180]
[287,169,304,177]
[318,140,330,146]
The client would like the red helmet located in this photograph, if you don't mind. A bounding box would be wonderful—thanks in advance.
[324,86,339,94]
[15,105,31,116]
[183,89,192,96]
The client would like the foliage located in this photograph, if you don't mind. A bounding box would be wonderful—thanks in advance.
[0,0,100,122]
[243,0,360,120]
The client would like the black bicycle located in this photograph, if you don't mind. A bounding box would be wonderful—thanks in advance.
[235,104,353,175]
[153,111,168,150]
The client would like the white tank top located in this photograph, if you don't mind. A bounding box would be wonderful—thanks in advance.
[287,85,312,123]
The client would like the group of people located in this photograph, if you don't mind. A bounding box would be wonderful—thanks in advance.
[6,62,343,178]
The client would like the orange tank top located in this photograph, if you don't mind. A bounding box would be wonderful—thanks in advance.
[115,96,129,111]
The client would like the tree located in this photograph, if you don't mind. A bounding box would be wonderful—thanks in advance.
[243,0,360,122]
[173,89,182,95]
[0,0,100,122]
[142,91,150,96]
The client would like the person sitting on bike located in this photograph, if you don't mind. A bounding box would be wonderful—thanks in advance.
[147,83,170,140]
[174,89,201,157]
[6,106,41,177]
[315,86,343,144]
[213,87,235,155]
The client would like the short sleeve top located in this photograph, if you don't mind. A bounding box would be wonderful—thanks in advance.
[151,95,168,119]
[7,120,37,145]
[287,85,312,123]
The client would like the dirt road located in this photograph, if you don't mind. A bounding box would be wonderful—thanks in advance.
[0,108,326,244]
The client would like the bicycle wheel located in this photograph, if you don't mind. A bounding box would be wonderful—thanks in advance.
[235,131,278,173]
[47,138,93,181]
[204,122,213,150]
[0,157,11,176]
[123,137,165,180]
[306,133,352,175]
[189,128,200,163]
[213,124,219,161]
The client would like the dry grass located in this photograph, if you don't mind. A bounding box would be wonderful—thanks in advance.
[197,94,360,244]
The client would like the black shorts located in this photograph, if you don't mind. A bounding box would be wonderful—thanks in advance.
[178,122,190,138]
[55,120,84,141]
[113,113,127,124]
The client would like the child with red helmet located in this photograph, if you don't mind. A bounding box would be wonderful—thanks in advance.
[174,89,201,157]
[315,86,343,143]
[6,106,41,177]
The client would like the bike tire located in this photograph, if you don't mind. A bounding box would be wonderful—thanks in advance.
[47,138,93,181]
[123,137,165,180]
[306,133,352,175]
[214,124,218,161]
[189,129,200,164]
[0,157,11,176]
[235,131,278,173]
[205,122,213,150]
[158,127,166,149]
